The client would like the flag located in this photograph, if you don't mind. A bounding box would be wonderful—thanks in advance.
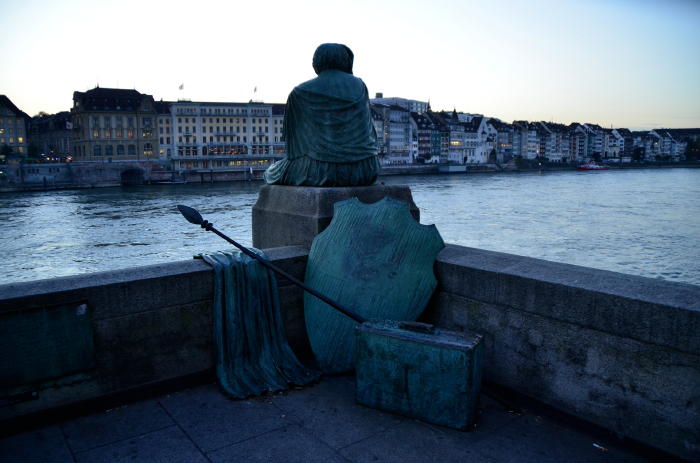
[254,86,257,93]
[179,84,184,90]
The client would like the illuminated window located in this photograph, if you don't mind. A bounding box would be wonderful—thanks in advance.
[18,137,23,143]
[127,129,134,138]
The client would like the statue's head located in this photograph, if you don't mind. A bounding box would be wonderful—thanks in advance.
[312,43,354,75]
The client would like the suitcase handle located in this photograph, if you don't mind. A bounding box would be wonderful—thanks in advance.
[399,321,435,334]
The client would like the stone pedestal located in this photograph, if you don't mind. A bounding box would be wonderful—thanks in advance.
[252,184,420,249]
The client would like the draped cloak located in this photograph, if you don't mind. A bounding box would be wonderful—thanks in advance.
[264,69,380,187]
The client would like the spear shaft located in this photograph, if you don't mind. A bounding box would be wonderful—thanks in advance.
[177,205,366,324]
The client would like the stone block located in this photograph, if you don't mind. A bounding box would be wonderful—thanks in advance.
[252,184,420,249]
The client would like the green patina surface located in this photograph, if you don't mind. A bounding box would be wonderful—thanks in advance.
[264,43,379,187]
[304,197,445,373]
[202,250,319,398]
[0,303,95,392]
[355,320,483,430]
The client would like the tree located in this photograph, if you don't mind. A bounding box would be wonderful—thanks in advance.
[34,111,50,117]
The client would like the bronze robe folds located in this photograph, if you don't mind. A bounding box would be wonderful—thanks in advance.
[264,69,379,187]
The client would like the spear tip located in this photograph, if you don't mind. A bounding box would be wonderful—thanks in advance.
[177,205,204,225]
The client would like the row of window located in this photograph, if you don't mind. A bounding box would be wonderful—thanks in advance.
[174,145,279,156]
[177,158,272,169]
[0,136,24,144]
[82,143,154,157]
[89,116,152,128]
[171,135,278,143]
[0,118,24,126]
[175,117,279,124]
[91,129,152,139]
[174,126,277,134]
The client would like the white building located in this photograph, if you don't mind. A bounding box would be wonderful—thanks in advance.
[370,96,429,114]
[371,103,414,165]
[157,100,285,172]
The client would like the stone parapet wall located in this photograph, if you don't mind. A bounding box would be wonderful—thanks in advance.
[0,247,308,424]
[427,244,700,461]
[1,244,698,459]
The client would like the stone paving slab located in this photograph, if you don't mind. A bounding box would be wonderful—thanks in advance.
[158,383,295,453]
[61,399,173,452]
[0,374,654,463]
[73,426,206,463]
[207,424,347,463]
[270,375,404,450]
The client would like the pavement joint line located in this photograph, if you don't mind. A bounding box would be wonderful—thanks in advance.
[58,424,78,463]
[292,422,355,462]
[156,401,213,463]
[70,424,178,456]
[202,423,295,455]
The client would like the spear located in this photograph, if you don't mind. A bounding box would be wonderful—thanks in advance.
[177,205,366,324]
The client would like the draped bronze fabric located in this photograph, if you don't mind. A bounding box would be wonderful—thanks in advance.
[202,250,319,398]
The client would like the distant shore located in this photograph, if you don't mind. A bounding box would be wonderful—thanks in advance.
[1,161,698,193]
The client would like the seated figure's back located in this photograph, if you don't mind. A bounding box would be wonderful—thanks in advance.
[263,43,379,187]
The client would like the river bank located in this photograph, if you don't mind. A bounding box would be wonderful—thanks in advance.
[1,160,698,193]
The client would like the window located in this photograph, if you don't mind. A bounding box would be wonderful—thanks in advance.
[105,145,113,156]
[93,145,102,156]
[128,144,136,156]
[144,143,153,155]
[117,145,125,156]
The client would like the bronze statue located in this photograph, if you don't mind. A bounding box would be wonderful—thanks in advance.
[264,43,380,187]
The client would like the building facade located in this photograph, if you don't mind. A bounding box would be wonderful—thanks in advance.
[372,103,414,164]
[29,111,73,160]
[157,100,286,172]
[0,95,29,160]
[71,87,159,162]
[371,96,429,114]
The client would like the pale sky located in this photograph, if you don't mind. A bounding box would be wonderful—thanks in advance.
[2,0,699,129]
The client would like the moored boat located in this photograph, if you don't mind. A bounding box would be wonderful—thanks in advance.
[577,162,609,171]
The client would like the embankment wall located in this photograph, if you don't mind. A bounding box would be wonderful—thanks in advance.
[1,245,698,459]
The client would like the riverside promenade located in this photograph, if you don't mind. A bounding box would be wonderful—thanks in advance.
[1,375,653,462]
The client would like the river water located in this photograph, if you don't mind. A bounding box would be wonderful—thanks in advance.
[2,168,699,286]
